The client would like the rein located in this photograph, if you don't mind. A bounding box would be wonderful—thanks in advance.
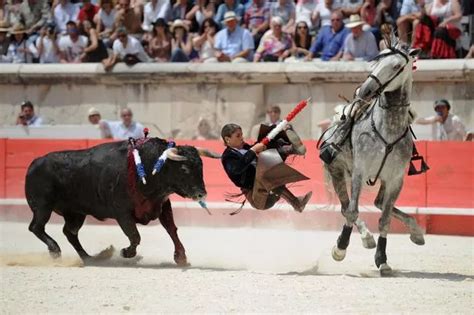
[366,99,410,186]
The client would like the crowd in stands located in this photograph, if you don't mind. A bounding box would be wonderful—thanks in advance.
[0,0,472,67]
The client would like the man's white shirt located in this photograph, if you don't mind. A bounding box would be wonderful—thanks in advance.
[107,121,145,139]
[112,36,150,62]
[58,35,88,62]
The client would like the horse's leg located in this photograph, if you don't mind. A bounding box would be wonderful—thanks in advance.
[331,168,363,261]
[375,178,403,277]
[374,183,425,245]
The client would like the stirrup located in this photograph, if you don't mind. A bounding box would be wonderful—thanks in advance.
[408,155,429,176]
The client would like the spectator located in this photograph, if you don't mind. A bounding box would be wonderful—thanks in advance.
[378,22,392,50]
[0,0,8,22]
[102,26,150,70]
[170,19,193,62]
[296,0,317,31]
[243,0,271,47]
[2,23,37,63]
[214,11,254,62]
[106,108,144,139]
[342,14,378,61]
[171,0,197,32]
[266,105,282,125]
[193,17,219,62]
[309,11,349,61]
[465,45,474,58]
[94,0,117,41]
[35,23,60,63]
[147,18,171,62]
[115,0,142,35]
[192,117,219,139]
[80,20,109,62]
[16,100,43,126]
[312,0,334,31]
[338,0,364,18]
[187,0,216,29]
[396,0,424,44]
[6,0,22,27]
[0,20,10,58]
[87,107,112,138]
[87,107,102,124]
[78,0,99,26]
[254,16,292,62]
[412,0,462,59]
[141,0,170,32]
[54,0,80,34]
[16,0,51,36]
[215,0,245,28]
[286,20,312,61]
[58,20,88,63]
[415,99,467,141]
[270,0,296,34]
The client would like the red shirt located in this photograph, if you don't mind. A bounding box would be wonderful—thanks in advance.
[78,4,100,23]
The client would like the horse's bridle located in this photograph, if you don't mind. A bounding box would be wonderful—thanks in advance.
[367,47,410,100]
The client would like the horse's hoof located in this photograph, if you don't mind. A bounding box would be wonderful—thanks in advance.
[332,246,346,261]
[120,247,136,258]
[49,250,61,259]
[410,234,425,246]
[361,233,376,249]
[379,263,392,277]
[174,252,189,267]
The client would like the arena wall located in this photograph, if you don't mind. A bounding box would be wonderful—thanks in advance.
[0,61,473,139]
[0,139,472,236]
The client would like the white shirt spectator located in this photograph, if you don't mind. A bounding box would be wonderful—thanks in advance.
[112,35,150,62]
[313,1,332,28]
[25,115,43,126]
[2,40,37,63]
[98,8,117,30]
[107,121,145,139]
[142,0,170,31]
[296,0,317,30]
[430,114,467,141]
[36,37,60,63]
[54,1,80,34]
[343,30,379,60]
[58,35,88,62]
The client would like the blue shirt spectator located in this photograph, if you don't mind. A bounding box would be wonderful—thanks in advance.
[215,0,245,27]
[215,11,255,61]
[400,0,421,16]
[310,11,349,61]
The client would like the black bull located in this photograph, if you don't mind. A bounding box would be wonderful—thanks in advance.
[25,138,213,266]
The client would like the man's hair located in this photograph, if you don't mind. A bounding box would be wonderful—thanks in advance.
[267,105,281,114]
[221,123,241,144]
[20,100,34,110]
[66,20,77,28]
[434,99,451,110]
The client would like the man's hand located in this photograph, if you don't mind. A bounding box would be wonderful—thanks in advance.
[251,143,266,154]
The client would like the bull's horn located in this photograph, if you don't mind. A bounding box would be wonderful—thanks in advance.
[196,147,222,159]
[166,148,187,161]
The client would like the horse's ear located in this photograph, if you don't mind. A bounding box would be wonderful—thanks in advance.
[409,48,421,57]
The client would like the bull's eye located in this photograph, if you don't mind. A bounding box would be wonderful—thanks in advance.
[393,64,401,70]
[181,165,190,174]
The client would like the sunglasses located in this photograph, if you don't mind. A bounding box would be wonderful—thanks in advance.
[331,18,342,22]
[297,25,307,29]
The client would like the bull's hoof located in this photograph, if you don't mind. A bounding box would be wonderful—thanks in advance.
[49,250,61,259]
[174,252,189,267]
[410,233,425,246]
[379,263,393,277]
[332,246,346,261]
[361,233,376,249]
[120,247,137,258]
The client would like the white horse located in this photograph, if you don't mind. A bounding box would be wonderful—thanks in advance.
[321,43,425,276]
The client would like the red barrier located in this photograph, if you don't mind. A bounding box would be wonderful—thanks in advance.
[1,139,472,209]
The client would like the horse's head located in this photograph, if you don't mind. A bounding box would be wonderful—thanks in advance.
[358,43,420,101]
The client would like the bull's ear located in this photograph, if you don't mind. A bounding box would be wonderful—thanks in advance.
[196,147,222,159]
[166,148,187,161]
[409,48,420,57]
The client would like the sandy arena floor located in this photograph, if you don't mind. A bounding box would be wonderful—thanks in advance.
[0,220,472,314]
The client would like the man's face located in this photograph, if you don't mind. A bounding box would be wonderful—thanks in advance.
[22,106,34,120]
[225,129,244,149]
[435,104,449,119]
[67,24,78,39]
[267,109,280,124]
[121,110,133,126]
[351,25,363,38]
[225,19,237,32]
[331,14,343,32]
[88,114,101,125]
[119,0,130,10]
[118,32,127,44]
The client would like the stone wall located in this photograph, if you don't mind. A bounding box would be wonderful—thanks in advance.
[0,61,472,139]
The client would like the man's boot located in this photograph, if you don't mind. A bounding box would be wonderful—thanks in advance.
[286,127,306,155]
[279,186,312,212]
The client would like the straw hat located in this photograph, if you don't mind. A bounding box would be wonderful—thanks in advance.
[88,107,101,116]
[223,11,238,23]
[170,19,188,32]
[10,23,27,34]
[346,14,365,28]
[0,20,10,32]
